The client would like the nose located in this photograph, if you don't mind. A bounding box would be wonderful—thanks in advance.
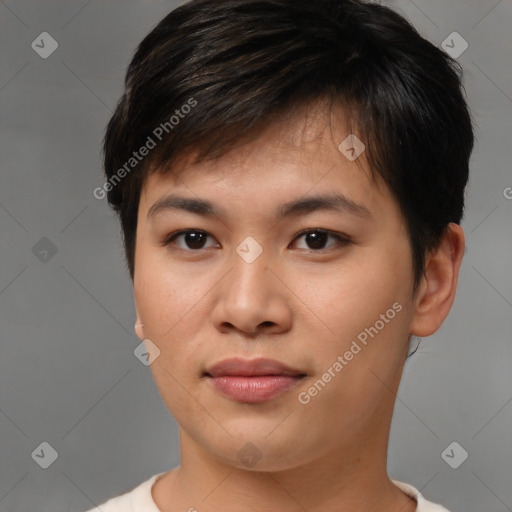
[210,246,292,337]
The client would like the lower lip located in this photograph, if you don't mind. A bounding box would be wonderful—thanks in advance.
[208,375,303,403]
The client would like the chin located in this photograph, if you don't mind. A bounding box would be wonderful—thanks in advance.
[199,430,314,473]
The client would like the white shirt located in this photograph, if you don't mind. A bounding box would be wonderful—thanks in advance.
[84,472,451,512]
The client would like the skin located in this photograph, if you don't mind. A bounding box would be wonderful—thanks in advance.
[132,101,465,512]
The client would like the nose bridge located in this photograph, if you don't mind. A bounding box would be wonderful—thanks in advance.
[235,233,266,267]
[212,235,280,332]
[230,235,272,300]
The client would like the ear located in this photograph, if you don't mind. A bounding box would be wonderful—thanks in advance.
[134,306,145,341]
[410,223,465,337]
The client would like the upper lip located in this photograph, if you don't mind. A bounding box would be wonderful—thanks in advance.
[205,357,306,378]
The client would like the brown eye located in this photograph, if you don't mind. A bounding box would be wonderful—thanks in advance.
[292,229,350,251]
[164,230,217,250]
[162,228,350,253]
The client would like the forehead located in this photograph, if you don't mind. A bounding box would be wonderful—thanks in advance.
[138,101,392,220]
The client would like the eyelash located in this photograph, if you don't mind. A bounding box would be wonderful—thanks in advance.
[160,228,351,253]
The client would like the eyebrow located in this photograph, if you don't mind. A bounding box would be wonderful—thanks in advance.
[147,192,372,221]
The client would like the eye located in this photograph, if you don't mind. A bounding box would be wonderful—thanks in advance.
[291,229,350,251]
[161,228,350,252]
[162,229,218,251]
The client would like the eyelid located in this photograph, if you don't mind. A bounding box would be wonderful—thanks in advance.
[160,229,215,248]
[161,228,351,251]
[291,228,351,250]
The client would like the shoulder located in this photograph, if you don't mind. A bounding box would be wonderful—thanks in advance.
[393,480,452,512]
[82,472,166,512]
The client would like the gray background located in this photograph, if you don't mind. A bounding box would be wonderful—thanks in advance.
[0,1,511,511]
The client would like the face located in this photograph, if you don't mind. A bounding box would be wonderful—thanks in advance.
[133,103,418,472]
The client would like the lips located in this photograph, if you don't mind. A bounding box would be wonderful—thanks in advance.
[204,357,306,403]
[205,357,306,378]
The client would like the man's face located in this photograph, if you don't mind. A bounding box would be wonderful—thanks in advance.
[133,105,417,471]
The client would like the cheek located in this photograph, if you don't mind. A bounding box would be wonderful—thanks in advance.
[294,251,406,329]
[288,241,413,386]
[134,247,204,339]
[133,252,216,391]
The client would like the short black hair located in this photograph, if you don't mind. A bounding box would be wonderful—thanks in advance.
[102,0,474,291]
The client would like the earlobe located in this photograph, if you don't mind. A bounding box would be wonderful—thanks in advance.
[410,223,465,337]
[135,321,145,340]
[134,308,145,340]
